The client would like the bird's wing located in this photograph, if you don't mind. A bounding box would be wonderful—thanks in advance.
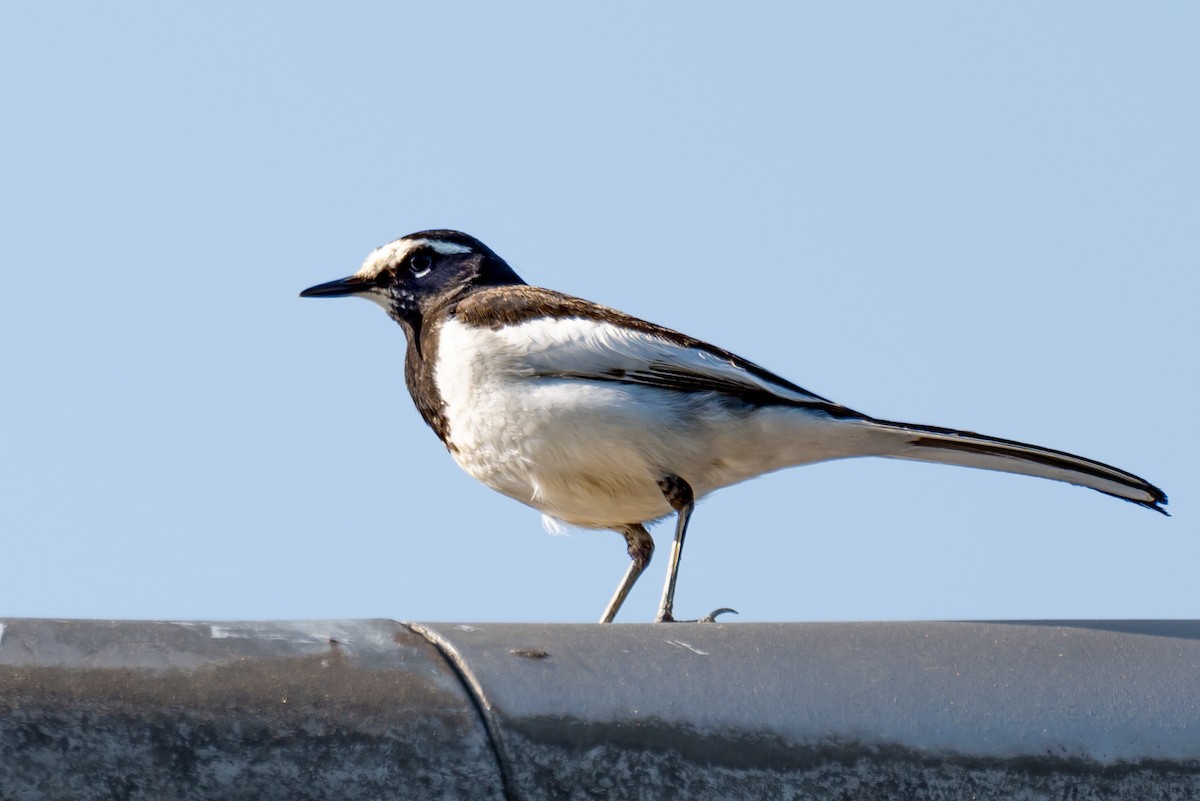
[454,286,862,417]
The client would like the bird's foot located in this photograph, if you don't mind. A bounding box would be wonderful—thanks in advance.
[655,607,738,623]
[699,607,739,623]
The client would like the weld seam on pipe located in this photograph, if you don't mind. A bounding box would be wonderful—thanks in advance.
[406,622,518,801]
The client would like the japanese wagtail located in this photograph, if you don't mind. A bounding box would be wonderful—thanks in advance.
[301,230,1167,622]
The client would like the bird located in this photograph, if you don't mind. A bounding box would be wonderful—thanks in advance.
[301,229,1167,623]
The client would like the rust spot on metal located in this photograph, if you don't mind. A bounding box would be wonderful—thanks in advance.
[509,648,550,660]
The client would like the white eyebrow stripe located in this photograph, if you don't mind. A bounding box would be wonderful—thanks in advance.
[419,239,473,255]
[355,237,473,278]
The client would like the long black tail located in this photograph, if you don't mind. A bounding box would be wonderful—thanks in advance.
[864,418,1168,514]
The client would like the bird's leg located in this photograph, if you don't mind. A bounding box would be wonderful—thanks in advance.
[655,475,696,623]
[654,476,739,624]
[599,524,654,623]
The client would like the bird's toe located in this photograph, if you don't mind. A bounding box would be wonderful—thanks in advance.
[654,607,738,623]
[698,607,738,623]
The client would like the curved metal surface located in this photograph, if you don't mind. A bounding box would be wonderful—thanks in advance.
[414,620,1200,799]
[0,618,503,801]
[5,618,1200,799]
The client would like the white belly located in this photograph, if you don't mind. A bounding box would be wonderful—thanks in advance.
[433,318,876,529]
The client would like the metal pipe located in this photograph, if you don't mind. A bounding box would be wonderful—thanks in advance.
[0,619,504,800]
[4,618,1199,799]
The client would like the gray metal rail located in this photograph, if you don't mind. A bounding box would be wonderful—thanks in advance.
[2,618,1199,799]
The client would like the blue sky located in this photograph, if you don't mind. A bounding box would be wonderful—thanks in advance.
[2,3,1195,623]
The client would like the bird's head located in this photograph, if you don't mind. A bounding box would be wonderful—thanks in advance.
[300,230,523,327]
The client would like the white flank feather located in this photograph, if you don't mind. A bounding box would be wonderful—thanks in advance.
[434,317,882,528]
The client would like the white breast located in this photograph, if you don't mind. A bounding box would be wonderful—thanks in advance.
[433,317,874,529]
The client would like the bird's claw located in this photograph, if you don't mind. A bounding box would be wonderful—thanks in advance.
[655,607,738,623]
[699,607,738,623]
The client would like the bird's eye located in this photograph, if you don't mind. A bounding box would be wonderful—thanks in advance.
[408,253,433,278]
